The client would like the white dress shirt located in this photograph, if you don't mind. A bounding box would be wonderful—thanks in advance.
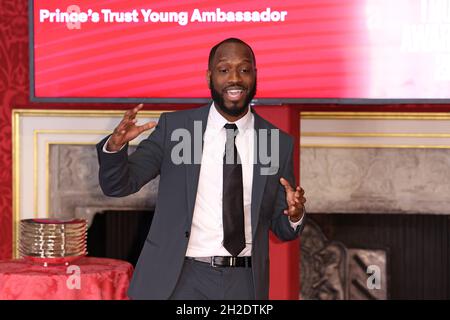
[186,103,255,257]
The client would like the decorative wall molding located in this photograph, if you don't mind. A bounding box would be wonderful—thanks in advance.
[12,109,165,257]
[300,114,450,214]
[301,112,450,148]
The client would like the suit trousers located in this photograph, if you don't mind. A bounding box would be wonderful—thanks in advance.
[169,258,255,300]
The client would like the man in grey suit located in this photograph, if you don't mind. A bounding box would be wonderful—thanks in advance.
[96,38,306,300]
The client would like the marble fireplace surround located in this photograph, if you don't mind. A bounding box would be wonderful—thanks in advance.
[12,110,450,257]
[298,112,450,300]
[300,112,450,215]
[12,109,163,257]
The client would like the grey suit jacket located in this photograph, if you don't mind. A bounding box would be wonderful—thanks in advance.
[96,104,304,299]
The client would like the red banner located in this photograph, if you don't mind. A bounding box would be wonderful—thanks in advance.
[33,0,450,100]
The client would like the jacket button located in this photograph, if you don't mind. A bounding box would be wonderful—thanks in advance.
[185,231,190,238]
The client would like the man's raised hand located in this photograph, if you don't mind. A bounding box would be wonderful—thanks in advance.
[279,177,306,223]
[106,104,157,152]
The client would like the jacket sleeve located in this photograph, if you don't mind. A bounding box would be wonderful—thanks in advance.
[96,112,167,197]
[269,136,306,241]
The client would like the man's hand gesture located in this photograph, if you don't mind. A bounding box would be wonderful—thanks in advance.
[279,177,306,223]
[106,104,157,152]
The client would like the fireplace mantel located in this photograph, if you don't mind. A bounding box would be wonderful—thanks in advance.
[300,112,450,215]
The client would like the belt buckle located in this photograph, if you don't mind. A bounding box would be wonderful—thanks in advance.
[210,257,217,268]
[229,257,236,267]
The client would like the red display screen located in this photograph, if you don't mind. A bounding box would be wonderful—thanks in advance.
[31,0,450,103]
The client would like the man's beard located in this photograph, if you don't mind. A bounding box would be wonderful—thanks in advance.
[210,79,257,117]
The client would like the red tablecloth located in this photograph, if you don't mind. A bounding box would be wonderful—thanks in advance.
[0,257,133,300]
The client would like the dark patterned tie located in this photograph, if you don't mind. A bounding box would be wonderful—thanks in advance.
[222,123,245,256]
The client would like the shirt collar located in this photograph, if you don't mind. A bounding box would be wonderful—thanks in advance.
[209,102,253,133]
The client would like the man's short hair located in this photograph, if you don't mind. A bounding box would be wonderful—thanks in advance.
[208,38,256,70]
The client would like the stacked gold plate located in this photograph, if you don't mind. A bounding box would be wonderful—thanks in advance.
[19,219,87,265]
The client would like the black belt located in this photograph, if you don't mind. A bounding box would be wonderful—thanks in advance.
[186,256,252,268]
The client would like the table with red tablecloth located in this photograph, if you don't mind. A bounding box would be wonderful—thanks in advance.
[0,257,133,300]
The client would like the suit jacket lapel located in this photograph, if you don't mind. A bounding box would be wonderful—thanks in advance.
[251,110,269,239]
[185,104,210,227]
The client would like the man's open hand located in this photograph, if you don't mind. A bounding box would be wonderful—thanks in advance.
[279,177,306,223]
[106,104,157,152]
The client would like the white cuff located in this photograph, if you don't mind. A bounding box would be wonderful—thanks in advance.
[289,211,305,230]
[102,136,125,153]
